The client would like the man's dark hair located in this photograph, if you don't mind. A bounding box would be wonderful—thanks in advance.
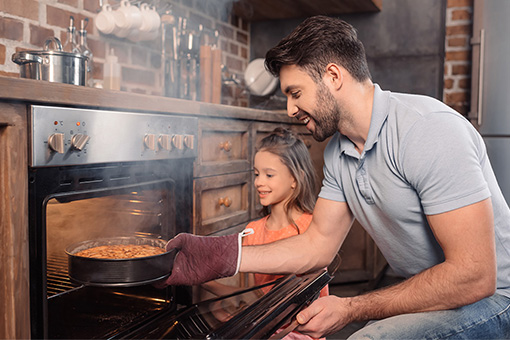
[265,15,371,83]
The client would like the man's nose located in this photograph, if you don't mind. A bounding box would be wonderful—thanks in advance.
[287,101,299,118]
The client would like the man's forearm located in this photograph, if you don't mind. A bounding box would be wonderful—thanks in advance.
[240,233,335,274]
[345,261,496,323]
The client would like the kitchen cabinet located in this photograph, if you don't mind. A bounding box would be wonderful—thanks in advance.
[334,220,387,284]
[233,0,382,21]
[194,172,251,236]
[193,118,251,178]
[0,103,30,340]
[194,119,327,233]
[0,77,387,336]
[193,118,253,236]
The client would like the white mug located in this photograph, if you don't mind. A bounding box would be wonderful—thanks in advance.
[138,4,151,32]
[95,4,116,35]
[112,9,130,38]
[147,5,161,32]
[115,0,142,31]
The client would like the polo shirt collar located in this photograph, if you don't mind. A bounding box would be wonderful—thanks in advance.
[338,84,390,158]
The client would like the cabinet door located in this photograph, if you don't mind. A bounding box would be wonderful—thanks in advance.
[0,103,30,339]
[331,220,387,284]
[194,172,251,235]
[194,118,251,178]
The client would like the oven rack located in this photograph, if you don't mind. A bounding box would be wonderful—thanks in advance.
[46,254,82,298]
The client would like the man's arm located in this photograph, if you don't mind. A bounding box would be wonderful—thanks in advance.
[295,198,497,338]
[240,197,354,274]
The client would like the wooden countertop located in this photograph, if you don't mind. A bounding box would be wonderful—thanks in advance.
[0,76,293,123]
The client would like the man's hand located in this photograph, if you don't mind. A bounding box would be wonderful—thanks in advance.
[295,295,351,338]
[155,233,239,287]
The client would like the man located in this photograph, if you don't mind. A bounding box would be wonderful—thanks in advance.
[160,16,510,338]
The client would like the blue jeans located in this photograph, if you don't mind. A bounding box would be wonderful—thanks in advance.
[347,293,510,339]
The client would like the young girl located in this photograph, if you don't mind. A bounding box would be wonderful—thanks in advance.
[204,127,329,340]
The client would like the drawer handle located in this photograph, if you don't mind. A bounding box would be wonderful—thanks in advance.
[218,197,232,207]
[219,141,232,152]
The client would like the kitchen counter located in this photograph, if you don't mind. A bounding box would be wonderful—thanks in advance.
[0,75,298,339]
[0,76,292,123]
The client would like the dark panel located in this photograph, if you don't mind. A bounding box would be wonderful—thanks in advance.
[368,55,444,99]
[234,0,382,21]
[250,0,447,104]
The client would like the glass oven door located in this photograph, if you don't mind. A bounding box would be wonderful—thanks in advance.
[45,179,177,339]
[28,159,194,339]
[117,270,331,339]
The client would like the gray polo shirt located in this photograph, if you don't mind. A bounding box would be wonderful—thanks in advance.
[319,84,510,297]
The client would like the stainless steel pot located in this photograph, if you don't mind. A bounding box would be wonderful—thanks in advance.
[66,236,177,287]
[12,37,88,86]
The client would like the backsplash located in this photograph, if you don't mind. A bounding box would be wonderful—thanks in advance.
[0,0,474,113]
[0,0,250,107]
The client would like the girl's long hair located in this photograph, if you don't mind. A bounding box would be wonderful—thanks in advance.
[257,127,318,233]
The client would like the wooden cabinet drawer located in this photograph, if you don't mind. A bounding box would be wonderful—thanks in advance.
[194,171,251,235]
[194,118,252,178]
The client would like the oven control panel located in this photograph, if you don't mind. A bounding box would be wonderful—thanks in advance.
[30,105,198,167]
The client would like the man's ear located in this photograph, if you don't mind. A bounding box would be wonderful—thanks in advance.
[324,63,343,91]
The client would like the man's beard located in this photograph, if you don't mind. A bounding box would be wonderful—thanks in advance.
[309,83,341,142]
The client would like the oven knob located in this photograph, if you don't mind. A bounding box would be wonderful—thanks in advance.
[184,134,194,149]
[71,134,90,151]
[172,134,184,150]
[144,134,156,151]
[48,133,65,154]
[158,134,172,151]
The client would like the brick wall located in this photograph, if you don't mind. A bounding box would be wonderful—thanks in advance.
[0,0,249,107]
[0,1,474,111]
[443,0,473,116]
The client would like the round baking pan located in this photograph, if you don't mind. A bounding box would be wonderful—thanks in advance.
[66,236,176,287]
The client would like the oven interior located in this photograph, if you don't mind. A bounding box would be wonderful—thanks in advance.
[29,160,193,339]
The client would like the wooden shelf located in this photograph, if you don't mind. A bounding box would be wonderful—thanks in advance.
[233,0,382,21]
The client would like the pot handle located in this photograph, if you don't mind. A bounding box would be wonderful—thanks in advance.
[44,37,63,51]
[11,52,43,65]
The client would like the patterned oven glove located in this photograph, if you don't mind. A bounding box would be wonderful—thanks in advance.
[156,229,252,287]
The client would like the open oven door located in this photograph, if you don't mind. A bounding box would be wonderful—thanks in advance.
[118,270,331,339]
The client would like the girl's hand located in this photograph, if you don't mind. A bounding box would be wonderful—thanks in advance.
[295,295,352,338]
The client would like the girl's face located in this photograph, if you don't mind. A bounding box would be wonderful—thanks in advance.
[254,150,297,208]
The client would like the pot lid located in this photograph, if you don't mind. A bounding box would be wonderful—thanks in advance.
[12,36,88,64]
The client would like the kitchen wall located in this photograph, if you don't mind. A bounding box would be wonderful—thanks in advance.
[0,0,473,113]
[0,0,250,107]
[250,0,473,115]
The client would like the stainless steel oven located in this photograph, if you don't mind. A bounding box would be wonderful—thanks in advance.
[27,105,330,339]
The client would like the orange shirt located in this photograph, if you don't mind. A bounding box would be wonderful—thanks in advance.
[242,213,329,298]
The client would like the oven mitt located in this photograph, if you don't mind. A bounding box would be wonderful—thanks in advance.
[156,229,253,287]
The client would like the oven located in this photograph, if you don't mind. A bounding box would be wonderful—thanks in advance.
[27,105,330,339]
